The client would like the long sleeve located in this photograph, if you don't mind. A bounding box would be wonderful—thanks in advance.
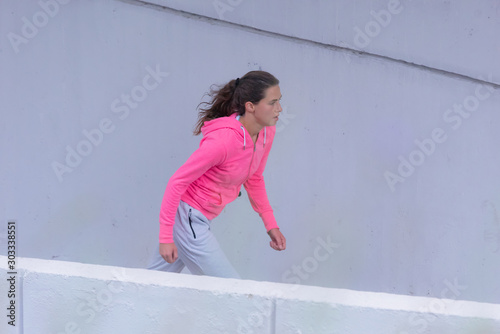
[159,133,227,243]
[243,136,279,232]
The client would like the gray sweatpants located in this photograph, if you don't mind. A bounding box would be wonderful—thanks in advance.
[147,200,240,279]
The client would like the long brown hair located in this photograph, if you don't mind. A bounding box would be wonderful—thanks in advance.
[193,71,279,135]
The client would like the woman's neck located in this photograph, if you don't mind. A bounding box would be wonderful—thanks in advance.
[238,114,263,138]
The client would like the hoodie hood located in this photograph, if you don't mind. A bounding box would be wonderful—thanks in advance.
[201,113,267,150]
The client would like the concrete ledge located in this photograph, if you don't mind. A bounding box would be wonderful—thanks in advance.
[1,256,500,333]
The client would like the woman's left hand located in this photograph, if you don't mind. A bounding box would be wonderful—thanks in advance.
[268,228,286,251]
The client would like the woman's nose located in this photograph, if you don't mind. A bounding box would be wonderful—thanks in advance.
[276,101,283,113]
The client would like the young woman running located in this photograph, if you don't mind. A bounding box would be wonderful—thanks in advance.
[148,70,286,279]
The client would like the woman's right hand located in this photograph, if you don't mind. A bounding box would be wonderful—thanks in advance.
[159,242,178,263]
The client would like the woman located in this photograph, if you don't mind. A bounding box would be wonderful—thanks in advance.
[148,70,286,279]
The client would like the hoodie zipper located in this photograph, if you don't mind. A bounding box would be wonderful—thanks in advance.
[246,142,256,180]
[188,208,196,239]
[237,117,259,181]
[243,131,259,181]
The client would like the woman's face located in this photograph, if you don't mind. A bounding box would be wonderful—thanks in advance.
[251,85,283,127]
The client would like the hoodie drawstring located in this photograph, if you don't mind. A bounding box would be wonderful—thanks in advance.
[241,125,246,150]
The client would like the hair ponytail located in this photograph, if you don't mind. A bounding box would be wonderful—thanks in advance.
[193,71,279,135]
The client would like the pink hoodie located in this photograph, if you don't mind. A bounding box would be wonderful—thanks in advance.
[159,112,279,243]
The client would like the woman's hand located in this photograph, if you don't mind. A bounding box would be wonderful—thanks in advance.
[159,242,178,263]
[268,228,286,251]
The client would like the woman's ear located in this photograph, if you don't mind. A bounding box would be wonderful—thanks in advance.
[244,101,255,114]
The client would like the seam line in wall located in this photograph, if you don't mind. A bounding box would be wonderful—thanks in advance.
[119,0,499,89]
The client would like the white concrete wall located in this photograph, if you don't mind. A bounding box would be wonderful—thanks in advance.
[1,256,500,333]
[1,0,499,308]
